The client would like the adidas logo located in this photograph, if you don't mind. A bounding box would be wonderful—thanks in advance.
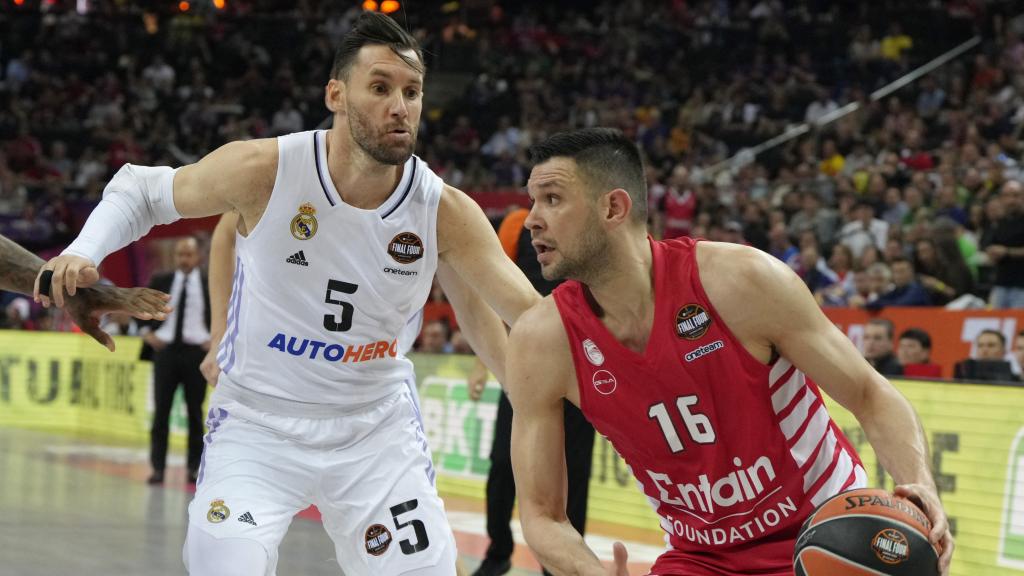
[238,511,257,526]
[286,251,309,266]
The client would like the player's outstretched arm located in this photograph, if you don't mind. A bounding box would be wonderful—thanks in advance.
[200,211,240,385]
[508,300,611,576]
[699,242,953,576]
[1,233,170,351]
[437,185,540,326]
[437,260,509,385]
[35,138,277,308]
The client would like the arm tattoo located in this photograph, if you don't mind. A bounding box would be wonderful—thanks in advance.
[0,234,46,295]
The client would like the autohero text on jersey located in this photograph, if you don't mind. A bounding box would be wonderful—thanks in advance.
[267,332,399,363]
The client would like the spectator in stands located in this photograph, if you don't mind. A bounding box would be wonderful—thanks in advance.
[897,328,942,378]
[954,329,1018,382]
[838,200,888,260]
[914,237,974,306]
[869,256,931,308]
[657,165,698,239]
[788,190,839,248]
[862,318,904,376]
[983,180,1024,308]
[768,221,798,267]
[417,320,452,354]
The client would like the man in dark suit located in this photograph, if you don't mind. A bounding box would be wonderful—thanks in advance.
[141,236,211,484]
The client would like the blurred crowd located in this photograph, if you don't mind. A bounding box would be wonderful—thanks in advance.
[2,0,1024,351]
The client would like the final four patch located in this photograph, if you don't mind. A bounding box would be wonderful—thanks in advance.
[388,232,424,264]
[290,202,318,240]
[365,524,393,556]
[675,304,712,340]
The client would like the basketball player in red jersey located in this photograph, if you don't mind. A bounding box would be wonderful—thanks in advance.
[506,128,952,576]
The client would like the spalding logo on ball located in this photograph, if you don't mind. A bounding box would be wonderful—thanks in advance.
[794,487,941,575]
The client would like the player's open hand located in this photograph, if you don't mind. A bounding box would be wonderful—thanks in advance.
[64,285,171,352]
[894,483,953,575]
[34,254,99,308]
[605,542,630,576]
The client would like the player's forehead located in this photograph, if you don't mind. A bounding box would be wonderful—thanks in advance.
[527,158,581,196]
[352,45,423,83]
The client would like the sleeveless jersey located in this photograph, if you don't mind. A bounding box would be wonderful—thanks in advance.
[552,237,865,575]
[216,130,441,410]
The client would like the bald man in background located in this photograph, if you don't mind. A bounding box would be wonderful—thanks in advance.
[141,236,212,485]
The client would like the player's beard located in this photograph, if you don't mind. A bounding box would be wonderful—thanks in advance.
[542,207,611,284]
[348,104,417,166]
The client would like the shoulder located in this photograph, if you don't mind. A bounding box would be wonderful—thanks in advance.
[222,138,278,178]
[436,184,495,254]
[696,240,795,295]
[507,296,574,402]
[437,184,477,216]
[510,297,567,353]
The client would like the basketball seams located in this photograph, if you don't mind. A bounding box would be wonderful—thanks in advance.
[795,546,891,576]
[807,513,931,539]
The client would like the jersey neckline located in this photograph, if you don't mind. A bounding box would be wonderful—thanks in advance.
[313,130,417,218]
[574,236,668,365]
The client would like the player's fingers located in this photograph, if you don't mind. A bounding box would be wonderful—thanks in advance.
[612,541,629,575]
[51,261,70,307]
[65,265,80,297]
[939,533,954,575]
[34,268,52,305]
[82,321,115,352]
[77,267,100,288]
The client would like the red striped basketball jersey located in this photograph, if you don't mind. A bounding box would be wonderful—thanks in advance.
[552,237,865,575]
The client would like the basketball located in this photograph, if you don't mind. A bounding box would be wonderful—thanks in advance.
[794,488,940,575]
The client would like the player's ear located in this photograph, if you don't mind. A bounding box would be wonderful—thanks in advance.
[603,188,633,228]
[325,78,346,115]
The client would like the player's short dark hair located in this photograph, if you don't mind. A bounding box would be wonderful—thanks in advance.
[899,328,932,350]
[867,318,895,340]
[978,329,1006,347]
[528,128,648,226]
[331,11,424,80]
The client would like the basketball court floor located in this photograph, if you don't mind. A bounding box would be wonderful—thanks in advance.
[0,427,660,575]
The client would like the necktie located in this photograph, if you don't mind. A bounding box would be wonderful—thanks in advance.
[173,274,187,345]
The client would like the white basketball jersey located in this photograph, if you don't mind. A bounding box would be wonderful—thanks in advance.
[216,130,441,409]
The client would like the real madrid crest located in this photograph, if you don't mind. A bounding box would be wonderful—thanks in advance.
[291,202,318,240]
[207,499,231,523]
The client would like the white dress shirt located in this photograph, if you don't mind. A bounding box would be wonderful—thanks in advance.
[154,268,210,346]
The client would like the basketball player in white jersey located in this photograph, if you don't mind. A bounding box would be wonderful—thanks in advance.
[34,12,538,576]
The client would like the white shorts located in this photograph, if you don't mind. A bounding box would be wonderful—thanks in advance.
[185,388,455,576]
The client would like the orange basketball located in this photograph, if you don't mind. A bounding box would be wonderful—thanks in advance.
[794,488,940,575]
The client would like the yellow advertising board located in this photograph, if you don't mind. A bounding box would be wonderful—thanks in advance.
[0,335,1020,575]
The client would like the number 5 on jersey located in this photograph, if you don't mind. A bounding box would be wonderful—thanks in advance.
[649,395,717,453]
[324,279,358,332]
